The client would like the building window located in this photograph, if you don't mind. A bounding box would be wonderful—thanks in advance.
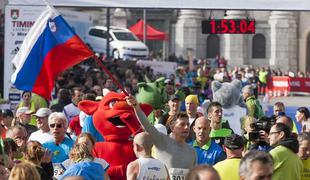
[206,35,220,58]
[252,34,266,58]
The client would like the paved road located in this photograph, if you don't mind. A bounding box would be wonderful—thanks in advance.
[258,95,310,132]
[266,95,310,107]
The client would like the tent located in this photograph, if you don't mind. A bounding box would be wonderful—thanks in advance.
[129,20,168,41]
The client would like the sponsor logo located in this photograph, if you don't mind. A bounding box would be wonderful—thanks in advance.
[12,21,35,28]
[14,41,23,45]
[10,47,19,55]
[148,167,161,171]
[290,81,301,87]
[11,9,19,20]
[9,93,21,101]
[17,32,27,36]
[272,81,288,87]
[305,81,310,87]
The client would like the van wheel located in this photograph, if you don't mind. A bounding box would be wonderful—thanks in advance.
[112,49,120,60]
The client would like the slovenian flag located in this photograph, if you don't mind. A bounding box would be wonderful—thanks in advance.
[11,6,93,100]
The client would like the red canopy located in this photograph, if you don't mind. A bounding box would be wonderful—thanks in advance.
[129,20,168,41]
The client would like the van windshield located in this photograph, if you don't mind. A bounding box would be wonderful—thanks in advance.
[113,32,138,41]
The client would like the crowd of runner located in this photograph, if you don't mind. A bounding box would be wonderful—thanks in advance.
[0,57,309,180]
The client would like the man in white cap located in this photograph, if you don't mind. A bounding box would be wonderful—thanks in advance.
[15,107,37,136]
[28,107,53,144]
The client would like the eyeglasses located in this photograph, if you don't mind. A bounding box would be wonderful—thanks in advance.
[269,131,281,135]
[49,123,63,129]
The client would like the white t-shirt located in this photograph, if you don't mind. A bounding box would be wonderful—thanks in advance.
[137,157,168,180]
[189,117,196,127]
[28,130,53,144]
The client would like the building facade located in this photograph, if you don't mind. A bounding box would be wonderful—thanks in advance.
[1,4,309,74]
[99,9,308,73]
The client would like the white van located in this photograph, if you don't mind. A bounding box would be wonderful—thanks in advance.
[85,26,149,60]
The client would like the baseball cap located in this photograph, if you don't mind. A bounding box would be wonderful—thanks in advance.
[16,107,33,117]
[32,108,52,118]
[170,94,180,101]
[224,134,244,150]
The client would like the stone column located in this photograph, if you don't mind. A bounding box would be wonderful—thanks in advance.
[223,11,248,67]
[113,8,127,28]
[175,10,204,59]
[269,11,297,72]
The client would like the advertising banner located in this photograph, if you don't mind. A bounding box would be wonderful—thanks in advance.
[267,76,310,96]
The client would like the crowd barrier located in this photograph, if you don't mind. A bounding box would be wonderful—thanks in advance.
[267,76,310,97]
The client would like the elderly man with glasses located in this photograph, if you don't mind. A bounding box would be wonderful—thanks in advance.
[43,112,74,163]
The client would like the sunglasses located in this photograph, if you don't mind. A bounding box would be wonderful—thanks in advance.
[49,123,63,129]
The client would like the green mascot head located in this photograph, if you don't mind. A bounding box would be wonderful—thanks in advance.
[136,77,167,110]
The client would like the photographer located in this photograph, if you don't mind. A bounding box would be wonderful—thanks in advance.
[243,116,273,152]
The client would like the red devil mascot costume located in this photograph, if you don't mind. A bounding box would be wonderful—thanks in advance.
[78,91,152,179]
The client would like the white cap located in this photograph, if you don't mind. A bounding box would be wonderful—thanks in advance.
[32,108,52,118]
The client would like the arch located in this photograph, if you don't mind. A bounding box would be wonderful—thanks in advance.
[252,34,266,58]
[206,35,220,58]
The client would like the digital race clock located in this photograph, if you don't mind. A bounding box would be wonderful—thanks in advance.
[202,19,255,34]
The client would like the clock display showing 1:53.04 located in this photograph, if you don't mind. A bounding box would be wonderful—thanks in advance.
[202,19,255,34]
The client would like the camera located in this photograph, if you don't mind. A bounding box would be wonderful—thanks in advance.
[248,116,276,141]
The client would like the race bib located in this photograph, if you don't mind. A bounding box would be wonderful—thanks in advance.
[169,168,189,180]
[53,163,65,179]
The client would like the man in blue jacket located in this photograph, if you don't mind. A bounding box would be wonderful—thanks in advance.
[189,116,226,165]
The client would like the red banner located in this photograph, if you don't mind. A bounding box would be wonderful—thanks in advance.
[267,76,310,96]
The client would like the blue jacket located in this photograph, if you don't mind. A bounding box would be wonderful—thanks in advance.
[82,116,104,142]
[60,161,105,180]
[189,139,226,165]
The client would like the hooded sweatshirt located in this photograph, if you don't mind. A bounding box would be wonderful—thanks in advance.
[269,138,303,180]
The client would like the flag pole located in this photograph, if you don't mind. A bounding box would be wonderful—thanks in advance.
[93,56,129,96]
[143,9,146,44]
[41,1,127,96]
